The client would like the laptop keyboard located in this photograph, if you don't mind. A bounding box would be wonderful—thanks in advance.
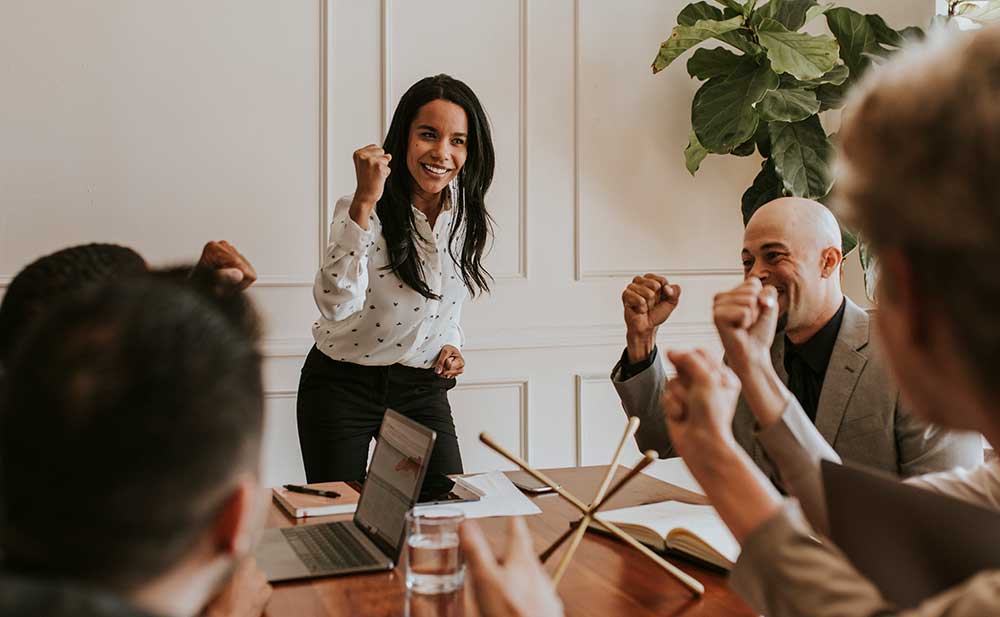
[282,522,381,573]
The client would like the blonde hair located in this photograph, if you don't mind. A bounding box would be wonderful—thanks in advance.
[837,24,1000,395]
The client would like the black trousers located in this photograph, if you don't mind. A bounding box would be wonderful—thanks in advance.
[296,345,464,483]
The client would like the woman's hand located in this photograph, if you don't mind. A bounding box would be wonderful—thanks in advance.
[434,345,465,378]
[350,145,392,229]
[461,518,564,617]
[661,349,742,460]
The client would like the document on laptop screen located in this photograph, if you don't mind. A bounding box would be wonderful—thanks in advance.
[355,413,431,551]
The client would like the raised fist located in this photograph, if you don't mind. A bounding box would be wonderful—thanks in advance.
[352,144,392,206]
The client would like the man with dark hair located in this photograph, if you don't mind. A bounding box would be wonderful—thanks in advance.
[0,240,257,363]
[0,276,268,616]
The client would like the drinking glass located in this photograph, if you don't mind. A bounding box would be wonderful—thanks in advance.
[404,507,465,594]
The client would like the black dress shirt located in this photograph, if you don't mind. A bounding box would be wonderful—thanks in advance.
[783,299,846,423]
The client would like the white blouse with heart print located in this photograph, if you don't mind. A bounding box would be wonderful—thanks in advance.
[310,191,466,368]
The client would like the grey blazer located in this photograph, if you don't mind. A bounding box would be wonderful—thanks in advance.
[612,298,983,478]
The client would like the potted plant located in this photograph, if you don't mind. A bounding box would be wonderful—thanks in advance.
[652,0,998,296]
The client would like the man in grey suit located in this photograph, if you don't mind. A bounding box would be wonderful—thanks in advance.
[612,196,981,478]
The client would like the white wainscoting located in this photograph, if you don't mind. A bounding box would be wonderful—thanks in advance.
[2,0,934,485]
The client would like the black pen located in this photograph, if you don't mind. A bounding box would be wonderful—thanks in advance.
[283,484,341,499]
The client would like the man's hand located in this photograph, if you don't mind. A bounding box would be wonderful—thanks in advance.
[350,144,392,229]
[460,518,564,617]
[434,345,465,378]
[197,241,258,291]
[661,349,742,460]
[712,278,778,376]
[202,558,272,617]
[622,274,681,364]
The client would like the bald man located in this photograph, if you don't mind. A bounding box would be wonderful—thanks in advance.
[612,197,982,478]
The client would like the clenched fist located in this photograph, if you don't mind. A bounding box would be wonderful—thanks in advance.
[622,274,681,364]
[712,278,779,376]
[350,144,392,228]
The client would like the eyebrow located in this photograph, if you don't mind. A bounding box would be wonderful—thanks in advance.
[415,124,467,137]
[760,242,790,251]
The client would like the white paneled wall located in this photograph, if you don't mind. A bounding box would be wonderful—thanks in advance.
[0,0,934,486]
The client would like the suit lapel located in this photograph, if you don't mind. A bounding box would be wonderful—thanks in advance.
[814,299,869,445]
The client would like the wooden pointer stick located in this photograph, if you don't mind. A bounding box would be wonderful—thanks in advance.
[478,433,704,596]
[551,418,639,583]
[540,450,657,563]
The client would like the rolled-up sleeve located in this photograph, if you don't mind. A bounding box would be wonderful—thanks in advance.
[313,197,378,321]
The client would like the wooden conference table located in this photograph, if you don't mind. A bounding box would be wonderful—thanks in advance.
[263,466,755,617]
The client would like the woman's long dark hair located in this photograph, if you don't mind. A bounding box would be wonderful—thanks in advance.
[377,74,495,299]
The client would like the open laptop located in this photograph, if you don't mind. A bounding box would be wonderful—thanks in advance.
[822,459,1000,609]
[257,409,436,582]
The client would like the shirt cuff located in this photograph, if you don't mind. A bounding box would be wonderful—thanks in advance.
[612,346,658,382]
[332,215,377,253]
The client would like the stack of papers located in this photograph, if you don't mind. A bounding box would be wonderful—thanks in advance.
[415,471,542,519]
[640,457,705,495]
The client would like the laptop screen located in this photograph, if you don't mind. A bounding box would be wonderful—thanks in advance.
[354,409,436,559]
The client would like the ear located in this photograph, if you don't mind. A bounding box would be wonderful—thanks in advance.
[212,475,258,557]
[820,246,844,279]
[878,249,927,347]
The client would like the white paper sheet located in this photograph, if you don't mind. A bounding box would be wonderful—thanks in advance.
[414,471,542,519]
[640,457,705,495]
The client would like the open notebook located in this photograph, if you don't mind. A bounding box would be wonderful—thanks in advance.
[590,500,740,571]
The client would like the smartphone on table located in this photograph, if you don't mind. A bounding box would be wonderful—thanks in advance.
[508,470,559,494]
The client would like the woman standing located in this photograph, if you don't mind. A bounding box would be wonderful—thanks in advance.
[297,74,494,483]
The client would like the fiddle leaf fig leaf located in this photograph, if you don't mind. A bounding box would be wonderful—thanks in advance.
[825,7,878,80]
[692,57,779,152]
[652,17,745,73]
[757,18,840,80]
[685,129,710,175]
[742,158,785,224]
[752,0,818,31]
[678,1,725,25]
[769,115,834,199]
[687,46,745,80]
[759,87,821,122]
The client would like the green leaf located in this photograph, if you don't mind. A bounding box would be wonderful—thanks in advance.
[825,7,878,81]
[815,82,847,110]
[757,18,840,80]
[840,225,858,256]
[714,0,747,15]
[742,158,785,224]
[759,88,820,122]
[687,46,745,79]
[720,29,765,55]
[811,64,849,85]
[769,115,834,199]
[678,2,725,25]
[866,14,908,48]
[733,139,757,156]
[678,4,762,58]
[692,57,780,152]
[685,130,710,175]
[803,2,833,26]
[958,0,1000,23]
[859,240,878,301]
[652,17,745,73]
[752,0,818,31]
[754,122,772,158]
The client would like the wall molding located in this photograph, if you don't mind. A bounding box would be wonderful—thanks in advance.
[570,0,742,282]
[574,374,604,467]
[375,0,528,280]
[454,379,530,462]
[260,321,718,358]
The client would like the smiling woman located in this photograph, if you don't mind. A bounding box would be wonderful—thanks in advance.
[297,74,495,487]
